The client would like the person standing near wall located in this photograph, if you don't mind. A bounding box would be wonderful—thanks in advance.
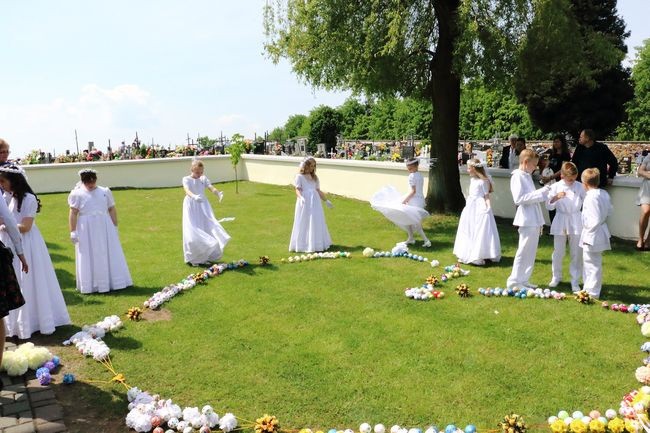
[571,129,618,188]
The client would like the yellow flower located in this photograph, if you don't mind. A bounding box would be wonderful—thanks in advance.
[625,419,639,433]
[608,418,626,433]
[569,419,587,433]
[588,419,605,433]
[550,419,568,433]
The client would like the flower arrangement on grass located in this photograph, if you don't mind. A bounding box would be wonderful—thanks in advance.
[281,251,351,263]
[144,261,249,310]
[127,306,144,321]
[455,283,471,298]
[1,343,59,377]
[63,315,123,361]
[478,287,567,300]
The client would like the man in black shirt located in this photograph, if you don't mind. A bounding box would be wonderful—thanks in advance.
[571,129,618,188]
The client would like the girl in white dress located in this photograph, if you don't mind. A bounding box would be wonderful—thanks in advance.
[182,159,230,265]
[68,169,132,293]
[371,158,431,247]
[0,164,70,338]
[289,157,333,252]
[545,162,585,291]
[453,159,501,265]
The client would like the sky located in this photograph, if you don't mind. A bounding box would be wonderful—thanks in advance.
[0,0,648,159]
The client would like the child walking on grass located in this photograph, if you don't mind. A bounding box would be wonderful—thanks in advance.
[371,158,431,247]
[289,157,333,253]
[182,159,230,266]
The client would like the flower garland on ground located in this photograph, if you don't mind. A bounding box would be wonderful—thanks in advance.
[362,246,439,266]
[63,315,123,361]
[280,251,351,263]
[404,265,470,301]
[61,256,650,433]
[144,260,249,310]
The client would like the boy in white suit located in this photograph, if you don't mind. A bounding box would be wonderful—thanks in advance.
[579,168,612,298]
[546,162,585,292]
[506,149,551,289]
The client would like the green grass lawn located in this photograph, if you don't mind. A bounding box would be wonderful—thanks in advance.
[32,181,650,431]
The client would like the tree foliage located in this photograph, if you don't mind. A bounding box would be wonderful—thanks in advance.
[618,39,650,140]
[284,114,308,139]
[306,105,342,154]
[227,133,246,193]
[460,83,542,140]
[515,0,633,140]
[264,0,533,213]
[268,127,285,142]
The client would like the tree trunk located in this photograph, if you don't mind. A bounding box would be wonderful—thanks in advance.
[426,0,465,214]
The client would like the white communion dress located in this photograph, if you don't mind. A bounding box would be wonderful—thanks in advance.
[182,175,231,265]
[289,174,332,252]
[68,185,132,293]
[370,172,429,231]
[1,193,71,338]
[453,177,501,264]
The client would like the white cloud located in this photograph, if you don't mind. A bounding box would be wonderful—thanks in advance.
[0,84,159,156]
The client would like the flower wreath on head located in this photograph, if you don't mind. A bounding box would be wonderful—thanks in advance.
[0,163,28,179]
[78,168,97,176]
[467,160,486,168]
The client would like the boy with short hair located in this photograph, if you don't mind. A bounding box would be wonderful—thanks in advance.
[579,168,612,298]
[546,162,585,292]
[506,149,551,289]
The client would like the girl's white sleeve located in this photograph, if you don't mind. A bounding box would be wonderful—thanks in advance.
[0,198,23,255]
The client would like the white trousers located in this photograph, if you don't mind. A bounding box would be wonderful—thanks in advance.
[582,250,603,298]
[507,226,540,288]
[552,234,582,286]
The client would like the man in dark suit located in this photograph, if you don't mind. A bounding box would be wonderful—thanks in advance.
[571,129,618,188]
[499,134,518,169]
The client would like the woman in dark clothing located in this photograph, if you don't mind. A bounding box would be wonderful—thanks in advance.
[542,135,572,224]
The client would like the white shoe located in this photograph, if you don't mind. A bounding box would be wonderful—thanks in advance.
[548,278,560,288]
[571,282,581,292]
[523,281,538,288]
[422,240,431,248]
[471,259,485,266]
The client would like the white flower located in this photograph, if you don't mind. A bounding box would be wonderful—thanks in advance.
[430,260,440,267]
[219,413,237,432]
[375,425,386,433]
[1,351,29,376]
[127,387,143,402]
[391,425,401,433]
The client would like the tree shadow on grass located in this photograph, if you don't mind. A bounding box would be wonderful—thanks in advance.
[602,284,650,304]
[50,377,129,433]
[45,241,64,251]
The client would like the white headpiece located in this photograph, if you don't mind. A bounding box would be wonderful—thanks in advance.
[0,163,27,179]
[405,158,419,166]
[467,160,485,168]
[78,168,97,176]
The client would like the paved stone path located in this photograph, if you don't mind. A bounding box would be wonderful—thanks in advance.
[0,342,68,433]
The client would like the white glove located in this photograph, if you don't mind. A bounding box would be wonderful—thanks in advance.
[0,224,5,232]
[193,195,204,202]
[217,191,224,202]
[298,196,305,206]
[70,231,79,244]
[325,200,334,209]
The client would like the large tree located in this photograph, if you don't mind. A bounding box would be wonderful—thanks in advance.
[515,0,632,141]
[264,0,531,213]
[306,105,342,154]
